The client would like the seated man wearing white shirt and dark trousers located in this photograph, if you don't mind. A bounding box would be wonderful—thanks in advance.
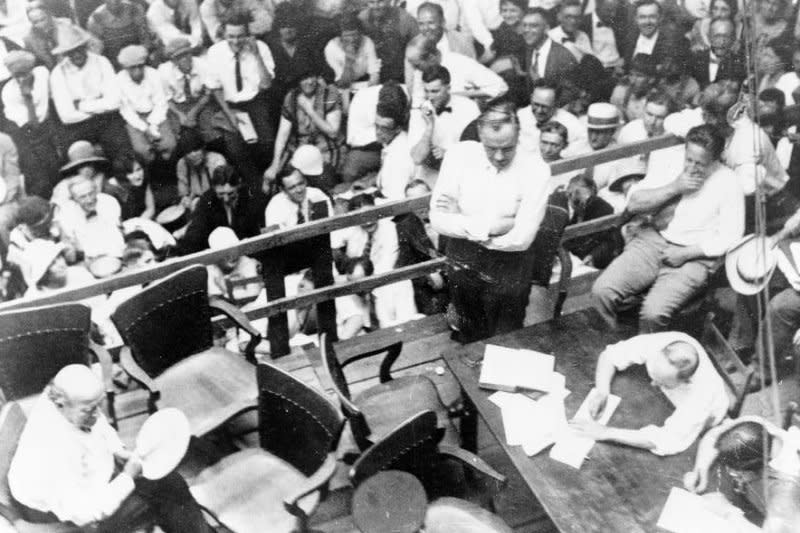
[572,332,729,456]
[8,364,212,532]
[206,13,275,184]
[591,125,744,333]
[431,100,551,343]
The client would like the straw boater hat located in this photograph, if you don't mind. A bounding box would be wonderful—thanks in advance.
[725,234,778,295]
[59,140,110,176]
[586,102,621,131]
[51,23,90,55]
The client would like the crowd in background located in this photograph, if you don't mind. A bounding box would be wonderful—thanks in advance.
[2,0,800,347]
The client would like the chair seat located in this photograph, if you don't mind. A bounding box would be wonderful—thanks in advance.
[190,448,319,533]
[154,347,257,436]
[354,375,458,447]
[424,497,513,533]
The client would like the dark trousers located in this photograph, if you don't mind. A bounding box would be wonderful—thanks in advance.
[340,143,382,183]
[60,112,133,165]
[98,472,211,533]
[7,119,61,198]
[445,237,532,343]
[229,91,275,177]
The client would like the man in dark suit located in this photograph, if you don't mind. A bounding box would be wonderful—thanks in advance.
[689,18,746,89]
[623,0,689,75]
[521,7,577,84]
[579,0,629,71]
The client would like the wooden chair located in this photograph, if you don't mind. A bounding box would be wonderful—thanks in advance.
[320,332,457,452]
[110,265,262,437]
[701,312,755,418]
[0,402,82,532]
[349,411,507,505]
[189,362,345,533]
[0,303,117,426]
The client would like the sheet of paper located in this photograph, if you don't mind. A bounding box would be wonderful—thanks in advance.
[549,389,620,469]
[479,344,555,392]
[656,488,737,533]
[522,392,569,456]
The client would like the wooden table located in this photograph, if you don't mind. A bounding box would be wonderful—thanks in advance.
[442,309,699,533]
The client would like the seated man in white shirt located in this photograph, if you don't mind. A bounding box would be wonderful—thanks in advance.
[549,0,594,62]
[517,77,585,156]
[406,34,507,106]
[571,331,729,457]
[58,175,126,276]
[591,124,744,332]
[373,83,416,200]
[344,254,420,330]
[8,364,211,532]
[409,65,480,185]
[264,169,333,230]
[116,45,176,164]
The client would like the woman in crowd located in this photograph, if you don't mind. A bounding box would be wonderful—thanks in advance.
[114,154,155,221]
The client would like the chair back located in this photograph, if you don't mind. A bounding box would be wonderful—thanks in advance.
[111,265,214,378]
[700,312,753,418]
[0,402,26,519]
[257,362,344,477]
[529,195,570,287]
[349,411,442,487]
[0,303,91,401]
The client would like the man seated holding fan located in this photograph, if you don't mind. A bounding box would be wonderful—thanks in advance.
[571,331,729,456]
[8,365,211,532]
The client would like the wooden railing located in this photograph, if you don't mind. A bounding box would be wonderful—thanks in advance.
[0,134,682,354]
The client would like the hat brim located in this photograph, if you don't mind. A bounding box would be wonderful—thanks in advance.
[51,36,90,56]
[609,173,645,193]
[725,234,777,295]
[587,122,621,131]
[167,47,195,60]
[59,156,110,175]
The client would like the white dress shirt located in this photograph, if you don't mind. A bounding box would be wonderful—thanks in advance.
[264,186,332,229]
[776,71,800,106]
[604,331,729,456]
[724,115,789,196]
[591,12,621,68]
[629,159,744,257]
[548,26,593,61]
[58,193,126,259]
[408,94,480,183]
[117,66,169,131]
[633,30,659,56]
[50,52,120,125]
[8,395,134,526]
[324,35,380,85]
[331,217,399,275]
[0,0,27,29]
[1,65,49,127]
[0,39,11,83]
[529,37,552,80]
[430,140,551,252]
[517,106,586,156]
[146,0,203,47]
[376,131,416,200]
[200,0,274,42]
[346,84,382,147]
[205,39,275,103]
[411,53,507,105]
[460,0,501,49]
[158,56,213,104]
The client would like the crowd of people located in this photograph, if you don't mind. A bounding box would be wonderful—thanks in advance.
[1,0,800,351]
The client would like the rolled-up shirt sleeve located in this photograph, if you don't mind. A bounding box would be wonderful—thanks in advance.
[637,400,718,456]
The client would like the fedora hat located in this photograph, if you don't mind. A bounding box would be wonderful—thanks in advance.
[725,234,777,295]
[51,23,90,56]
[587,102,621,130]
[59,141,110,176]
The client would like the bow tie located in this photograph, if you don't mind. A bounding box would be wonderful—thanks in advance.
[436,106,453,115]
[562,35,576,43]
[85,210,98,218]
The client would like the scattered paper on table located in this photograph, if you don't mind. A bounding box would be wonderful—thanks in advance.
[479,345,555,393]
[549,388,620,469]
[657,488,738,533]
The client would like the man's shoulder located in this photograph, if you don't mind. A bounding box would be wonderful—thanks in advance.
[451,94,480,114]
[207,40,229,57]
[548,41,578,64]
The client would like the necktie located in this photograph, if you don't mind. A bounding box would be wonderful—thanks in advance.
[183,73,192,101]
[22,92,38,126]
[297,204,305,224]
[362,229,374,262]
[234,53,243,92]
[173,7,190,34]
[530,50,540,81]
